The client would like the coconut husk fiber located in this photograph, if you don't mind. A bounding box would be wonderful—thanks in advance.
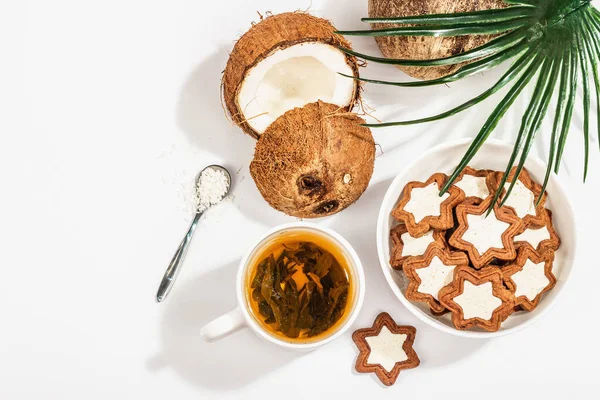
[368,0,507,80]
[250,101,375,218]
[222,12,361,139]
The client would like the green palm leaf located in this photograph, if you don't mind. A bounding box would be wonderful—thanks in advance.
[540,46,570,204]
[505,0,539,6]
[554,33,579,174]
[501,49,561,208]
[582,12,600,150]
[340,41,529,89]
[337,27,529,67]
[440,57,541,194]
[340,0,599,206]
[362,44,541,128]
[487,52,554,211]
[336,19,529,37]
[575,20,591,181]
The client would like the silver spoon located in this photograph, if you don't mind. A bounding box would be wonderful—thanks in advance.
[156,165,231,303]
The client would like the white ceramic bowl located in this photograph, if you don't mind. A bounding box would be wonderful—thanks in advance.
[376,138,577,338]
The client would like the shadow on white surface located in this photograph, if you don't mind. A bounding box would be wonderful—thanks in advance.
[153,261,299,390]
[177,48,293,227]
[415,326,489,369]
[177,48,253,164]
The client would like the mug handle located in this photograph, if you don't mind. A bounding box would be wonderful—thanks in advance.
[200,307,246,341]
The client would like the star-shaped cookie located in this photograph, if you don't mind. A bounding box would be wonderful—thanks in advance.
[403,247,469,314]
[352,312,420,386]
[392,173,464,237]
[514,209,560,256]
[503,247,556,311]
[490,167,547,227]
[439,266,515,332]
[449,197,522,268]
[453,166,494,201]
[389,223,447,270]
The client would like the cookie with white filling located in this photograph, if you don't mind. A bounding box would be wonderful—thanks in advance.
[503,247,556,311]
[352,312,420,386]
[389,224,447,270]
[449,197,523,269]
[392,173,464,237]
[452,166,495,201]
[490,167,547,228]
[514,209,560,256]
[439,266,515,332]
[403,247,469,314]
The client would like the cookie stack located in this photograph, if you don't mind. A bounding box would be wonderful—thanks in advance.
[390,167,561,332]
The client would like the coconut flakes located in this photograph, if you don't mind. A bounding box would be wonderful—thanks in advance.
[196,168,230,213]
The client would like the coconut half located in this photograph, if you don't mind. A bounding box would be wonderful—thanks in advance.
[250,101,375,218]
[223,12,361,139]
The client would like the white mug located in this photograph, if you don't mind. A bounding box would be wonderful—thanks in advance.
[200,222,365,350]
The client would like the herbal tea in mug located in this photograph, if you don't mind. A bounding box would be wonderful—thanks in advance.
[245,229,354,343]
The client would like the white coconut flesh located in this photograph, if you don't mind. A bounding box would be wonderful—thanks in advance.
[237,42,356,135]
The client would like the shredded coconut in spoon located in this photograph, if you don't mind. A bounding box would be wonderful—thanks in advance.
[196,168,229,213]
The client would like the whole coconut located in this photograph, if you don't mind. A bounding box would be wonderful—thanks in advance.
[368,0,507,80]
[250,101,375,218]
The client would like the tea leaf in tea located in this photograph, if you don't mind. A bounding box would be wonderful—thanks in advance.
[250,241,350,339]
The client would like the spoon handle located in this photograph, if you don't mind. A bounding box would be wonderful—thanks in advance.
[156,212,202,302]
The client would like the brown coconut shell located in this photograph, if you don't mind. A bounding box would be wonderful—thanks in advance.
[368,0,507,80]
[250,101,375,218]
[223,12,361,139]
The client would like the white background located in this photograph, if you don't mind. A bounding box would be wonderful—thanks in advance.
[3,0,600,398]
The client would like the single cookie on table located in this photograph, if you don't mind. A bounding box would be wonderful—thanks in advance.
[352,312,420,386]
[514,209,560,256]
[503,247,556,312]
[392,173,464,237]
[389,223,447,270]
[403,247,470,314]
[439,266,516,332]
[452,166,495,201]
[449,197,523,269]
[490,167,547,227]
